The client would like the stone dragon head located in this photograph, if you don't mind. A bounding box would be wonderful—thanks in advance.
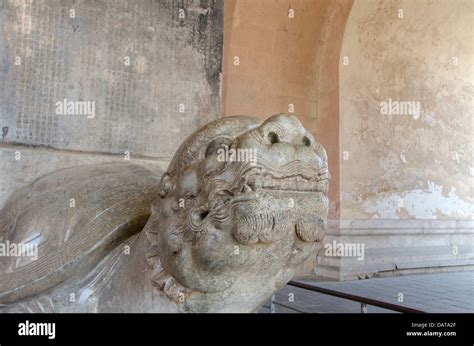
[145,114,329,312]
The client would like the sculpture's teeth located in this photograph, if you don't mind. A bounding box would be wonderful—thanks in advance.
[315,180,328,194]
[297,178,303,190]
[295,218,326,242]
[257,213,276,241]
[241,173,328,193]
[246,176,256,191]
[241,184,252,193]
[295,177,304,190]
[290,178,297,191]
[260,216,291,243]
[264,175,272,188]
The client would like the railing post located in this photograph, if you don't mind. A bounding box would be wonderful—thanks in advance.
[361,302,368,313]
[288,280,425,313]
[270,294,275,313]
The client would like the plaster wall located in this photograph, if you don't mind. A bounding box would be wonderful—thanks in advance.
[339,0,473,221]
[316,0,474,279]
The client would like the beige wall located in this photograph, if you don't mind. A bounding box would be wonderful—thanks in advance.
[339,0,474,220]
[222,0,353,218]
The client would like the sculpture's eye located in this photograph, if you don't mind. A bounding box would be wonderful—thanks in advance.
[191,209,209,224]
[205,137,232,157]
[268,131,279,144]
[197,210,209,220]
[302,136,311,147]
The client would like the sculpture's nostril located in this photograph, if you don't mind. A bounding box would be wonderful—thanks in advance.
[268,131,279,144]
[302,136,311,147]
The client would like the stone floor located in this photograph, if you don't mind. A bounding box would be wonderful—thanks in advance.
[259,271,474,313]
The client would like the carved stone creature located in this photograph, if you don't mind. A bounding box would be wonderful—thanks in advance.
[0,114,329,312]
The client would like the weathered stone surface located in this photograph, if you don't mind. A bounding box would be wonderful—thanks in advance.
[0,114,329,312]
[0,162,163,309]
[0,0,223,208]
[0,0,223,157]
[0,146,169,211]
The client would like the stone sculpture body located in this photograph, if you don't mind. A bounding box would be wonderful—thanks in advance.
[0,114,329,313]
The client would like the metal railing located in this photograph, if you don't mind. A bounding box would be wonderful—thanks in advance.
[267,280,425,314]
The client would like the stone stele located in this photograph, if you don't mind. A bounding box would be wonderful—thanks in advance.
[0,114,329,313]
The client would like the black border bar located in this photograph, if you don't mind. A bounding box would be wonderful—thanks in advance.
[0,313,472,345]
